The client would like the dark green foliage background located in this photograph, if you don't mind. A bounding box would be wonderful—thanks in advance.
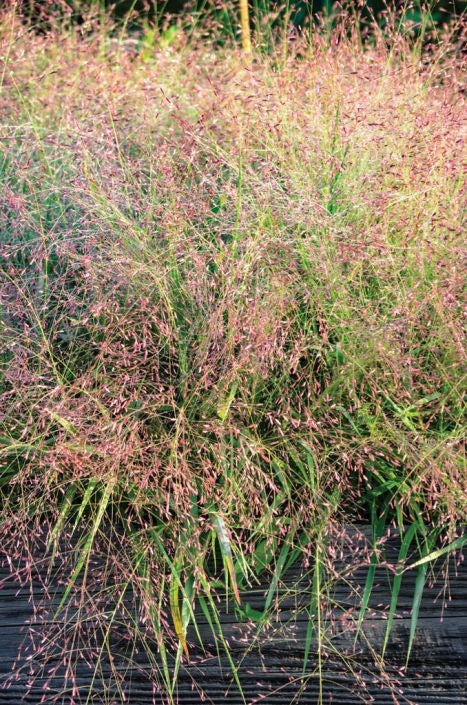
[18,1,465,28]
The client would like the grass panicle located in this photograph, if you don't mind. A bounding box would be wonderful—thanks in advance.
[0,2,465,703]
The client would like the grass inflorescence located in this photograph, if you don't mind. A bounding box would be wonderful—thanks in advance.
[0,3,465,703]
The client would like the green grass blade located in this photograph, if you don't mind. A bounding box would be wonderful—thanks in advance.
[47,483,77,553]
[199,573,246,705]
[264,531,293,613]
[49,411,77,436]
[57,480,114,612]
[404,535,467,572]
[169,557,189,659]
[149,530,204,649]
[71,478,98,534]
[198,594,221,662]
[405,528,438,666]
[406,562,427,665]
[355,504,388,641]
[382,521,418,658]
[217,381,238,422]
[302,547,321,675]
[213,515,241,605]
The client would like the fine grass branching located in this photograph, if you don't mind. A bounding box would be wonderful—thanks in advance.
[0,3,465,703]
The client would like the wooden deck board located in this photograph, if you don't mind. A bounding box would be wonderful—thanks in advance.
[0,528,465,704]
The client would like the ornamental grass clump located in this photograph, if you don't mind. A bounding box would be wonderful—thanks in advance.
[0,3,465,703]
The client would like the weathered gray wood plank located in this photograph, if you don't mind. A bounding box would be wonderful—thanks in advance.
[0,527,465,704]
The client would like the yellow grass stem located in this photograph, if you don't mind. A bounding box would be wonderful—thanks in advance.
[239,0,251,55]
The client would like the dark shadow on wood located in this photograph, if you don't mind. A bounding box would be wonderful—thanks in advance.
[0,527,465,704]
